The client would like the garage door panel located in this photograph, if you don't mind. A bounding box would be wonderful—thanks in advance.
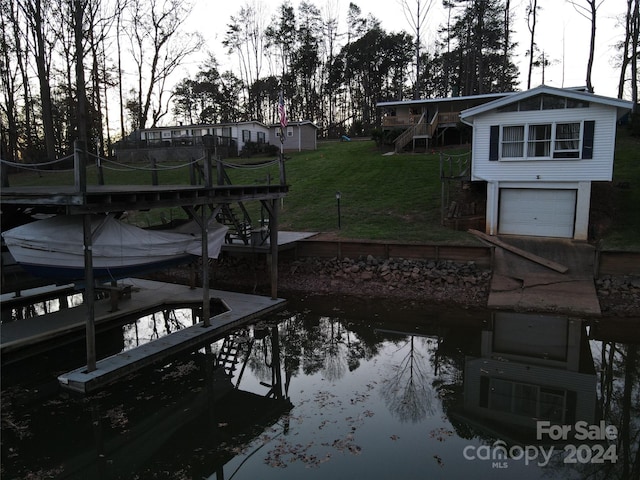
[499,189,576,238]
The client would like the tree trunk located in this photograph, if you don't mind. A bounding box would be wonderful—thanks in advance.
[617,0,633,99]
[30,0,57,160]
[74,0,88,143]
[527,0,538,90]
[586,0,597,93]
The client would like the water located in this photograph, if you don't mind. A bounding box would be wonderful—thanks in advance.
[1,294,638,480]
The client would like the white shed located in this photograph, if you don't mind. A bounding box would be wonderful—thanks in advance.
[460,86,632,240]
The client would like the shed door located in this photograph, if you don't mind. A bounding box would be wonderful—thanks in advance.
[498,188,576,238]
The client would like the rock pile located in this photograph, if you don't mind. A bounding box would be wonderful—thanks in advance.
[215,254,493,308]
[153,254,639,316]
[595,275,640,316]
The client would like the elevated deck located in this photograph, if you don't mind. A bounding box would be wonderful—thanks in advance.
[0,183,288,215]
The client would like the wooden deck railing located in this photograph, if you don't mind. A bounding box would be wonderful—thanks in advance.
[392,111,461,153]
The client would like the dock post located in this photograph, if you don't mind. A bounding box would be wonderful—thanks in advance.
[74,140,87,193]
[202,135,214,187]
[83,213,97,372]
[1,159,9,188]
[151,157,159,185]
[201,206,211,327]
[278,150,286,185]
[269,198,279,300]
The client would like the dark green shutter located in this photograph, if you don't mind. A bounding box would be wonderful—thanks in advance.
[479,376,490,408]
[489,125,499,161]
[582,121,595,159]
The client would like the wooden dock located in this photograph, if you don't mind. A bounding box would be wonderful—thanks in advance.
[1,146,290,377]
[1,278,286,393]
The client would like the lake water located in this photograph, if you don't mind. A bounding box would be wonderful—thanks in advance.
[1,293,638,480]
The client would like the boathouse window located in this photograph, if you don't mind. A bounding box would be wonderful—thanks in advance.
[257,131,266,143]
[242,130,251,142]
[287,126,294,137]
[497,94,590,112]
[486,378,566,422]
[492,121,593,160]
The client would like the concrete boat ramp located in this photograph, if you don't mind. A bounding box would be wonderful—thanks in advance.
[1,279,286,393]
[482,235,601,316]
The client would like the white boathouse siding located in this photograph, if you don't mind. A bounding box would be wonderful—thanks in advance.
[470,103,618,183]
[460,86,632,240]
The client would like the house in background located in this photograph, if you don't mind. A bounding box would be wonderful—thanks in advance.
[460,85,633,240]
[268,121,319,152]
[116,121,318,163]
[116,120,320,163]
[377,92,513,152]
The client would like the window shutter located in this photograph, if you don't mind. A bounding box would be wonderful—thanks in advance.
[582,121,595,159]
[479,376,489,408]
[489,125,499,161]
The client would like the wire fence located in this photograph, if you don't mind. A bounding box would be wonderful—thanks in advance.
[1,150,284,188]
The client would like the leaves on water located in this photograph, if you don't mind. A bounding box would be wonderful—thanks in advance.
[429,427,453,442]
[262,386,377,468]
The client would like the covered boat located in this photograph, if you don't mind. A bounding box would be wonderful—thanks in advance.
[1,214,228,281]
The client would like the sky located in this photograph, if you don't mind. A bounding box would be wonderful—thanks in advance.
[185,0,628,99]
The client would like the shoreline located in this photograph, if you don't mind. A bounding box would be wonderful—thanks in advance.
[152,255,640,318]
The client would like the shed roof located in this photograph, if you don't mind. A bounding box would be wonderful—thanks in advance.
[268,120,319,129]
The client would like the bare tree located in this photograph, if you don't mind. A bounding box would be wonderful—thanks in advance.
[617,0,639,108]
[224,0,267,120]
[20,0,57,160]
[526,0,539,89]
[0,0,20,165]
[125,0,202,130]
[567,0,605,93]
[399,0,436,99]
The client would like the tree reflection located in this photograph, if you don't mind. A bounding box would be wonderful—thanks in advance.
[594,341,640,479]
[544,337,640,479]
[381,336,437,423]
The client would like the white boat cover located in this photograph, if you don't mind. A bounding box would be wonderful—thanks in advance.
[1,215,229,267]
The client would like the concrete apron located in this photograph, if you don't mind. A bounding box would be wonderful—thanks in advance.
[487,236,601,316]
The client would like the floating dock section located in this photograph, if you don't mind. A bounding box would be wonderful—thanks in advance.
[1,278,286,393]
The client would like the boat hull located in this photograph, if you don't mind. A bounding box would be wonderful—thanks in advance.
[2,215,228,282]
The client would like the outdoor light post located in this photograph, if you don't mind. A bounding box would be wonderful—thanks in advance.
[336,191,341,229]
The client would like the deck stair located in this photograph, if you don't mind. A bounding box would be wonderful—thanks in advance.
[394,111,439,152]
[218,204,252,244]
[217,334,244,376]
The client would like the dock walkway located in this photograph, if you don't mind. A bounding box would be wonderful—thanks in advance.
[1,279,286,393]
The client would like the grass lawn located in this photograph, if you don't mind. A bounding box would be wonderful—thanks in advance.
[4,130,639,250]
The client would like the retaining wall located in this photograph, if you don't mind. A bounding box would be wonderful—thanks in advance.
[284,239,640,277]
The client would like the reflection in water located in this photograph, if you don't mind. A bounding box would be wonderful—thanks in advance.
[1,290,85,322]
[379,332,438,423]
[122,307,197,351]
[460,313,597,437]
[1,296,638,479]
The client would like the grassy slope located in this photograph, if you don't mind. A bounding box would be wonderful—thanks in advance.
[5,131,638,249]
[597,129,640,250]
[253,140,475,244]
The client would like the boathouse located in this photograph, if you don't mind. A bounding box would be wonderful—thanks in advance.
[460,85,633,240]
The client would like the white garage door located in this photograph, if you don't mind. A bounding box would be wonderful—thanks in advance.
[499,189,576,238]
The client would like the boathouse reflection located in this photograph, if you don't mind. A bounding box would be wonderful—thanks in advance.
[459,312,597,440]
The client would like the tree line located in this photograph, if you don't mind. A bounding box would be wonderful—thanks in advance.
[1,0,638,165]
